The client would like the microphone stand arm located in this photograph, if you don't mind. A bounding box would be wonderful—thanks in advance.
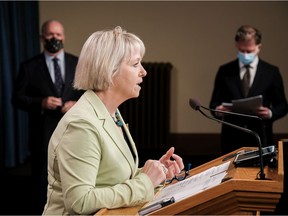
[201,105,261,120]
[202,105,268,147]
[197,109,266,180]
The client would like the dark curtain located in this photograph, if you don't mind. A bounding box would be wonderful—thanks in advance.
[0,1,40,167]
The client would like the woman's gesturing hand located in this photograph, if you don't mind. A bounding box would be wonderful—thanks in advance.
[159,147,184,179]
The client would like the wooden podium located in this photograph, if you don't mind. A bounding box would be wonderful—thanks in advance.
[96,140,285,215]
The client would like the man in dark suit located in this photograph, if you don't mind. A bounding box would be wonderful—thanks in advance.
[12,19,83,213]
[209,25,288,154]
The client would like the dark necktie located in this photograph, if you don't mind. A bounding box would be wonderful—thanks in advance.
[52,58,63,95]
[242,65,250,97]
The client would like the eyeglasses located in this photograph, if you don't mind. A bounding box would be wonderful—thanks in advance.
[155,163,192,193]
[165,163,191,184]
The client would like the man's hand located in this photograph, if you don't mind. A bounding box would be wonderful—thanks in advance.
[215,105,232,118]
[256,106,272,119]
[42,96,62,110]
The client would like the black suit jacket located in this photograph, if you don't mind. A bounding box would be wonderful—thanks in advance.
[12,52,84,153]
[210,59,288,153]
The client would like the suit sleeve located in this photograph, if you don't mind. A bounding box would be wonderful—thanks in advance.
[269,67,288,121]
[209,66,229,117]
[11,63,43,112]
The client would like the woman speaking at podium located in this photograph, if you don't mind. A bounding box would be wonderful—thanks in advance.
[42,26,184,215]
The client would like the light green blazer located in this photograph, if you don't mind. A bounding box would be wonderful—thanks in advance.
[43,90,154,215]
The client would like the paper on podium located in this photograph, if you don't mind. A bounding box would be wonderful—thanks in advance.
[149,161,230,205]
[222,95,263,114]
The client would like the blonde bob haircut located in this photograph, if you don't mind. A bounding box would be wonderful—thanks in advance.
[74,26,145,91]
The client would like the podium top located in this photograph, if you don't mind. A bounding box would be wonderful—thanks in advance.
[96,141,285,215]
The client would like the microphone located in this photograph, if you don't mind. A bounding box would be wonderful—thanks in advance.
[189,98,266,180]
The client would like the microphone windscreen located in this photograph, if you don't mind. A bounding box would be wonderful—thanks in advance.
[189,98,201,110]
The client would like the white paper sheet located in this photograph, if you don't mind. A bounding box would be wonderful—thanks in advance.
[150,161,231,204]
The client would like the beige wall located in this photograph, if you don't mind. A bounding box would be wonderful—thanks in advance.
[39,1,288,134]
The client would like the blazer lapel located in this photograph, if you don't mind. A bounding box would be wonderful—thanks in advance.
[62,53,73,97]
[85,91,136,172]
[227,60,245,97]
[102,117,136,169]
[117,111,139,165]
[248,60,263,97]
[39,54,58,94]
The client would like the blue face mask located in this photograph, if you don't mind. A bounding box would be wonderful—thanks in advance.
[237,52,256,65]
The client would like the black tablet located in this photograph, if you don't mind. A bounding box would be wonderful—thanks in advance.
[233,145,276,167]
